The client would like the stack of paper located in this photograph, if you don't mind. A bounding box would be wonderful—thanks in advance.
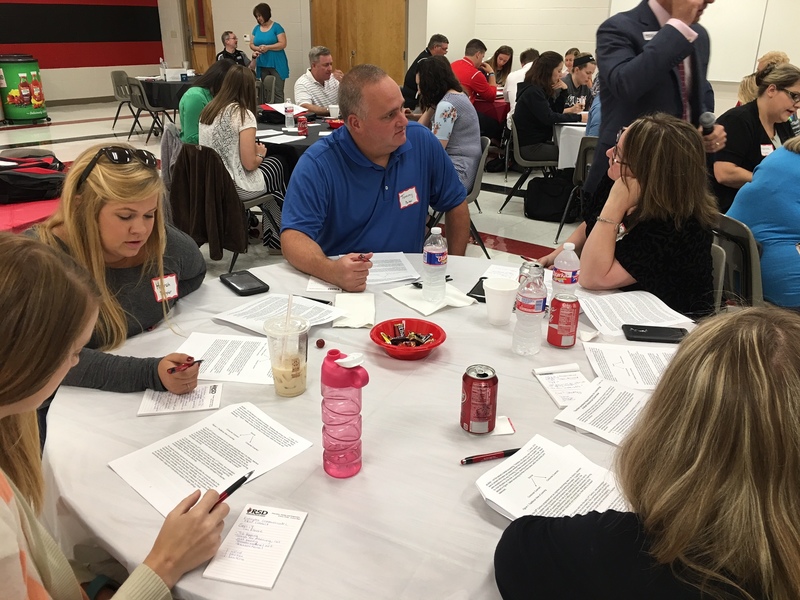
[214,294,345,333]
[583,343,676,390]
[578,291,689,336]
[476,434,627,520]
[532,364,590,408]
[554,378,650,446]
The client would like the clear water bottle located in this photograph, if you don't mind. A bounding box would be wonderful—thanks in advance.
[512,265,547,356]
[553,242,580,296]
[422,226,448,303]
[284,97,294,129]
[321,349,369,478]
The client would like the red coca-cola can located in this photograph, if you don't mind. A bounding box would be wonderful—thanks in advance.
[461,364,498,434]
[547,293,579,348]
[297,115,308,135]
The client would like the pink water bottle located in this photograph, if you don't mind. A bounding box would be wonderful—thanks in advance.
[321,349,369,478]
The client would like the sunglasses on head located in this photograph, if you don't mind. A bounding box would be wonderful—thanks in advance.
[76,146,158,191]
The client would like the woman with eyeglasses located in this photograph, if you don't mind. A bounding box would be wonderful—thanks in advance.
[496,306,800,600]
[31,144,206,436]
[578,114,716,317]
[199,64,288,249]
[712,63,800,212]
[0,233,228,600]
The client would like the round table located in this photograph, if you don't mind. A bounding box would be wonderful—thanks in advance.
[42,255,620,600]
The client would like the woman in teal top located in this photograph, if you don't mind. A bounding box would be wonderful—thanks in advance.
[250,3,289,103]
[178,59,235,143]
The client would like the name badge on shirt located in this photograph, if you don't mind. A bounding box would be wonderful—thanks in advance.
[152,273,179,302]
[398,186,420,210]
[643,31,657,41]
[761,144,774,157]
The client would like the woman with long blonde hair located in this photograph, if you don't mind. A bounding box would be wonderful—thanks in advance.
[32,144,206,437]
[0,233,228,600]
[496,307,800,599]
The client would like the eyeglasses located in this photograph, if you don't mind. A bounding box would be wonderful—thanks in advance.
[779,88,800,105]
[76,147,158,190]
[612,127,627,165]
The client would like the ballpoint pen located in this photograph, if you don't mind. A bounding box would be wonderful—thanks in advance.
[460,448,520,465]
[166,359,203,374]
[212,470,254,508]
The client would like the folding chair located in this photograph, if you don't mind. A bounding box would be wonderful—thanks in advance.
[127,77,174,144]
[554,135,598,243]
[110,70,142,131]
[430,137,492,259]
[498,120,559,213]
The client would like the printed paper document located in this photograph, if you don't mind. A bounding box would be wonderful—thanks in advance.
[138,384,222,416]
[476,434,626,520]
[554,378,650,446]
[583,343,676,390]
[109,403,312,516]
[532,364,591,408]
[203,504,307,589]
[214,294,345,333]
[579,291,689,335]
[176,333,274,384]
[363,252,419,285]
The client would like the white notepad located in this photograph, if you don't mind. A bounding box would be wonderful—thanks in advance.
[203,504,307,589]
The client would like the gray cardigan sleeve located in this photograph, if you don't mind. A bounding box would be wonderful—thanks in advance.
[61,348,166,393]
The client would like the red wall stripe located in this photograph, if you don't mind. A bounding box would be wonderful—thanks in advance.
[0,41,164,69]
[0,0,158,5]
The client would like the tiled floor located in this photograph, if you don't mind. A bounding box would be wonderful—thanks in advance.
[0,102,578,278]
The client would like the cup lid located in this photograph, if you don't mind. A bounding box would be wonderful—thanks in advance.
[263,315,310,336]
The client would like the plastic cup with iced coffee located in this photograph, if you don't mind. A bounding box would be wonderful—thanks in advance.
[264,315,310,397]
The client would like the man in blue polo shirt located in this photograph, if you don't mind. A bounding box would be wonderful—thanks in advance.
[280,64,470,292]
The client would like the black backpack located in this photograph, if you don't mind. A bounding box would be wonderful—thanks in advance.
[523,173,579,223]
[0,153,66,204]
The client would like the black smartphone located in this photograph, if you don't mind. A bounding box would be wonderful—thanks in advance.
[467,277,488,303]
[621,324,688,344]
[219,270,270,296]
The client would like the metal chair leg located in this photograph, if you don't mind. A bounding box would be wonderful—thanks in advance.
[498,168,532,213]
[112,102,124,129]
[555,186,579,244]
[127,109,143,140]
[470,219,490,259]
[474,199,482,214]
[127,103,143,131]
[228,252,239,273]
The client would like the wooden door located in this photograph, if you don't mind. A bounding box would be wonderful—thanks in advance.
[184,0,216,73]
[311,0,407,84]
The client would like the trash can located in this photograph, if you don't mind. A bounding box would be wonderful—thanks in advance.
[0,54,49,123]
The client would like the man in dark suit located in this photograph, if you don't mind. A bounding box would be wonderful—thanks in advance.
[586,0,725,194]
[539,0,727,266]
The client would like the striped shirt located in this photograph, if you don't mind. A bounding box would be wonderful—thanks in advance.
[293,69,339,109]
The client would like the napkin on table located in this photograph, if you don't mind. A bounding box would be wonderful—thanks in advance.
[383,283,476,316]
[333,293,375,328]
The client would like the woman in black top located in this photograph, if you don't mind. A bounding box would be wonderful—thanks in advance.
[579,113,716,317]
[713,63,800,211]
[512,51,586,162]
[496,306,800,600]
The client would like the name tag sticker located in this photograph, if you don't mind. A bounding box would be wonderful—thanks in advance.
[398,186,420,209]
[761,144,774,157]
[643,31,657,41]
[152,273,179,302]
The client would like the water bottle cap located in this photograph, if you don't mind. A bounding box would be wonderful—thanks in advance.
[563,242,575,251]
[334,352,365,368]
[321,349,369,388]
[431,227,442,235]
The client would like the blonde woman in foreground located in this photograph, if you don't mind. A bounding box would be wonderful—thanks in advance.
[0,233,228,600]
[496,307,800,600]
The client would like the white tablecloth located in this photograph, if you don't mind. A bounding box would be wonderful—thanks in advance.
[554,123,587,170]
[42,256,626,600]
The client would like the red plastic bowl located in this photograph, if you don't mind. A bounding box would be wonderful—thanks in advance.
[327,119,344,129]
[369,318,446,360]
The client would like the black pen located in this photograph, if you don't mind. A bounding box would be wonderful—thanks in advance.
[299,295,333,305]
[212,470,254,508]
[460,448,520,465]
